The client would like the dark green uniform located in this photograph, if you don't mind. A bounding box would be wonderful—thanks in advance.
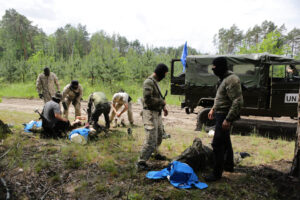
[87,92,111,129]
[212,71,243,122]
[211,71,243,178]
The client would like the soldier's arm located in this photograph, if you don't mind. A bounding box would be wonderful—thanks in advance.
[225,77,243,122]
[36,75,42,94]
[53,73,60,91]
[62,86,69,100]
[76,85,83,102]
[118,103,128,117]
[143,80,165,108]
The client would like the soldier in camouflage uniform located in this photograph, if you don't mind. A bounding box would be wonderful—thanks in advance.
[36,67,60,103]
[137,63,169,171]
[205,57,243,182]
[62,80,83,119]
[87,92,111,130]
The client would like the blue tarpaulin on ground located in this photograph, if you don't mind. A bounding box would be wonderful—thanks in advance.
[24,120,42,132]
[146,161,208,189]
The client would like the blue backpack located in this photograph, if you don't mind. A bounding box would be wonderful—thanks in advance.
[146,161,208,189]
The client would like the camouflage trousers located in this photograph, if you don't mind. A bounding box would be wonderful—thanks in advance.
[109,102,134,124]
[63,98,81,119]
[42,91,54,103]
[139,109,163,162]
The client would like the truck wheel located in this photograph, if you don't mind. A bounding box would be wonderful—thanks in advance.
[195,108,216,131]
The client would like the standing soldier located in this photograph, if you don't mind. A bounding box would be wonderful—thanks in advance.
[62,80,83,119]
[110,90,134,127]
[136,63,169,171]
[36,67,60,103]
[87,92,111,130]
[204,57,243,182]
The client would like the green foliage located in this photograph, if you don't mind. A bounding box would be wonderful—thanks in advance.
[239,31,290,55]
[0,9,199,91]
[214,20,299,57]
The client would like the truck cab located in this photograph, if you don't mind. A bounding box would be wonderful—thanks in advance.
[171,53,300,129]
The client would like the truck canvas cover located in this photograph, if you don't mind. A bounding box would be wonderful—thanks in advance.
[185,53,300,88]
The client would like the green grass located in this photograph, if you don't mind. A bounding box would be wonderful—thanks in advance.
[0,80,181,105]
[0,109,296,199]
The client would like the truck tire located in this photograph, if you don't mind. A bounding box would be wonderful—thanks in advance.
[195,108,216,131]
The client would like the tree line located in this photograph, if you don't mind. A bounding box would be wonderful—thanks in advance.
[213,21,300,57]
[0,9,300,86]
[0,9,198,85]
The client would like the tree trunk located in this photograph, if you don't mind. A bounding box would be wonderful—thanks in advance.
[291,88,300,177]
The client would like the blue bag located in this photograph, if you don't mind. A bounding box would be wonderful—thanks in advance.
[69,128,90,141]
[24,120,42,133]
[146,161,208,189]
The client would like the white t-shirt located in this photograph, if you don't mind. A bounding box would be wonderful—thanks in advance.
[112,92,129,104]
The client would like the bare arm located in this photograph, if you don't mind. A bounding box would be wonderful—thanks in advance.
[117,103,128,117]
[54,113,68,122]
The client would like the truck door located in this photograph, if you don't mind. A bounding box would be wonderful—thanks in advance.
[171,59,185,95]
[270,65,299,117]
[232,64,264,108]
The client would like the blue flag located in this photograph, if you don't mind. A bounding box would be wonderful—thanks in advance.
[181,42,188,72]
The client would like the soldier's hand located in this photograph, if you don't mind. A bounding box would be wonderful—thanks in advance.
[163,107,168,117]
[208,109,214,120]
[39,94,43,99]
[222,120,231,130]
[117,113,121,118]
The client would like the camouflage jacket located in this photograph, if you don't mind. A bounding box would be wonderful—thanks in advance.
[143,74,165,111]
[62,84,83,102]
[212,71,243,122]
[88,92,108,107]
[36,72,60,96]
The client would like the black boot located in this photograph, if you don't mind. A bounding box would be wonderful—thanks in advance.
[204,174,221,182]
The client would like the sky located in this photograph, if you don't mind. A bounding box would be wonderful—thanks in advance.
[0,0,299,54]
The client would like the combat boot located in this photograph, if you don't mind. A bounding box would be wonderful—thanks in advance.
[136,161,150,172]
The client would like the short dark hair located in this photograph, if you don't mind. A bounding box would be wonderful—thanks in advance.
[71,80,79,86]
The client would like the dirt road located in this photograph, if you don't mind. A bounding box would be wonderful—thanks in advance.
[0,97,295,131]
[0,98,199,129]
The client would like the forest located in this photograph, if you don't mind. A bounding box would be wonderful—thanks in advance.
[0,8,299,98]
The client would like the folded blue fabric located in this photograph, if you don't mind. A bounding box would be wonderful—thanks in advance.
[69,128,90,140]
[24,120,42,132]
[146,161,208,189]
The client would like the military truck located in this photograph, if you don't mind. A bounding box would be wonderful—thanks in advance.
[171,53,300,130]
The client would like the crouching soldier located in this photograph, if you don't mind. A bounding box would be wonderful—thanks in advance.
[62,80,83,119]
[110,90,134,128]
[41,92,69,138]
[87,92,111,130]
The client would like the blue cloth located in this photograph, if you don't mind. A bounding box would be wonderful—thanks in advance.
[181,41,188,72]
[24,120,42,132]
[146,161,208,189]
[69,128,90,140]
